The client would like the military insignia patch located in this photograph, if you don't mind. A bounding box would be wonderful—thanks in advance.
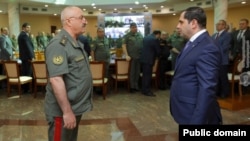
[53,56,63,65]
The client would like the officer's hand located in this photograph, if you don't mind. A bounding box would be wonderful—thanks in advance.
[125,55,131,61]
[63,112,76,129]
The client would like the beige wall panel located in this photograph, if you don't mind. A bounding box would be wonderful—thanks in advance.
[0,5,249,37]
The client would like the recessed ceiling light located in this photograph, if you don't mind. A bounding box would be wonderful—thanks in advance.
[93,6,96,9]
[135,1,139,5]
[143,5,146,7]
[161,6,164,8]
[114,8,117,11]
[44,5,48,7]
[99,9,102,11]
[130,8,133,10]
[55,0,66,5]
[91,3,95,6]
[241,1,246,4]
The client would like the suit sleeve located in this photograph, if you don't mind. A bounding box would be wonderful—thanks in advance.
[0,37,11,59]
[24,35,35,59]
[190,43,221,124]
[221,33,231,57]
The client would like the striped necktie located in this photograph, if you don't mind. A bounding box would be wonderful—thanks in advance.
[237,30,243,41]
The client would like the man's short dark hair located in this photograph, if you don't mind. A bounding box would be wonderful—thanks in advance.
[130,22,137,27]
[152,30,161,35]
[97,27,104,32]
[22,23,30,28]
[183,7,206,29]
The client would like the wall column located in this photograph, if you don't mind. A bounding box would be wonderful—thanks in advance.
[8,2,20,37]
[213,0,228,32]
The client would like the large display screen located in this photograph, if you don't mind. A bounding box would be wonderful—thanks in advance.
[104,15,145,38]
[98,13,152,39]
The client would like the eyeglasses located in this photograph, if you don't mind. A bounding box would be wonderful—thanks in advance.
[67,15,86,22]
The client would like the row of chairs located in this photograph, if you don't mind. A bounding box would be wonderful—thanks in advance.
[91,59,160,100]
[1,58,159,100]
[90,59,130,100]
[0,60,47,98]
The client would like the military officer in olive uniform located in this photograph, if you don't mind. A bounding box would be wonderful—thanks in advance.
[44,6,93,141]
[167,30,186,70]
[91,27,110,77]
[122,22,144,93]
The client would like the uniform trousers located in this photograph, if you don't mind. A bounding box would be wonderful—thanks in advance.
[129,58,141,90]
[47,115,82,141]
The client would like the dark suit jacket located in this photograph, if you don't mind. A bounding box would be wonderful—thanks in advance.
[18,31,34,61]
[230,28,250,59]
[140,34,161,65]
[0,36,11,60]
[78,35,91,57]
[212,30,231,65]
[170,32,222,124]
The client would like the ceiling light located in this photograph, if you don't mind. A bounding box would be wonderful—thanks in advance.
[135,1,139,5]
[241,1,246,4]
[55,0,66,5]
[83,9,86,11]
[91,3,95,6]
[130,8,133,10]
[143,5,146,7]
[114,8,117,11]
[93,7,96,9]
[44,5,48,7]
[161,6,164,8]
[173,13,176,16]
[99,9,102,11]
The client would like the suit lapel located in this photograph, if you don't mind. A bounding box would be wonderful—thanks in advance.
[175,32,208,71]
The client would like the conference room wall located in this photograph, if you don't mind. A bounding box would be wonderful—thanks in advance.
[152,5,250,36]
[0,4,249,37]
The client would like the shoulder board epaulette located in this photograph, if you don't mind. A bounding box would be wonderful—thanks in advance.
[60,35,68,46]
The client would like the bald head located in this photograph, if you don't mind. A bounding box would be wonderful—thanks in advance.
[60,6,87,38]
[61,6,81,24]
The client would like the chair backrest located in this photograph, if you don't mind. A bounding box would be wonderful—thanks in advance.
[233,56,243,75]
[31,61,47,79]
[3,60,20,78]
[115,59,130,75]
[90,61,105,80]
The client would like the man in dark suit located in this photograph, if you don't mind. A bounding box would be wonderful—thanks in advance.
[170,7,222,124]
[230,19,250,93]
[78,34,91,57]
[230,18,250,69]
[158,31,171,90]
[141,30,161,96]
[212,19,231,98]
[18,23,35,93]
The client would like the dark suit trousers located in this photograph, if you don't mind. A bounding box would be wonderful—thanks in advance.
[158,58,168,89]
[217,65,230,97]
[141,63,153,94]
